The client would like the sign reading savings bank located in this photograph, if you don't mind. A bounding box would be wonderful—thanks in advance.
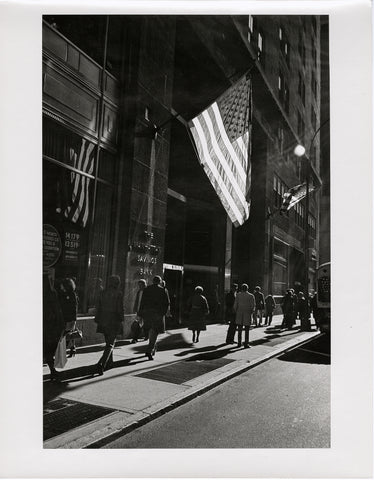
[189,74,252,227]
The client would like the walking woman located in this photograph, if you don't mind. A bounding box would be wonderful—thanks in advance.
[58,277,79,357]
[95,275,124,375]
[43,273,65,380]
[187,286,209,343]
[233,283,255,348]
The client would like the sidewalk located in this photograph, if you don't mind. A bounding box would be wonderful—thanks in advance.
[43,315,320,449]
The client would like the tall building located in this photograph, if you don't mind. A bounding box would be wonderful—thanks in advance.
[42,15,329,341]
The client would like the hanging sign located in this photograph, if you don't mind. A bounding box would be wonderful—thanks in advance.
[43,224,62,268]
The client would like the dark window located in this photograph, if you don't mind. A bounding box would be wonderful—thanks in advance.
[308,213,316,239]
[294,202,305,228]
[279,27,290,67]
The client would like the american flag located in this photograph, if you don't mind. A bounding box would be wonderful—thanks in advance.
[63,138,95,227]
[280,182,316,213]
[189,75,252,227]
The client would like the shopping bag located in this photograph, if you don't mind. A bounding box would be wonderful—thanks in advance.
[54,335,67,369]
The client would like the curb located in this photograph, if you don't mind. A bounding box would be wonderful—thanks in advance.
[44,330,320,449]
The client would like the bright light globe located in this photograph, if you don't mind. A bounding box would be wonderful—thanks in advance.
[294,144,306,157]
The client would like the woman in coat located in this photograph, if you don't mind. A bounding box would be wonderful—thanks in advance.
[234,283,255,348]
[43,273,65,380]
[58,277,79,357]
[264,293,276,326]
[95,275,124,375]
[187,286,209,343]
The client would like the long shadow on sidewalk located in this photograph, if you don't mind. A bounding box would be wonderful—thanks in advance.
[174,343,228,357]
[131,332,191,355]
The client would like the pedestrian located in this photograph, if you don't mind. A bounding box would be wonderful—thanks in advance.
[253,286,265,327]
[187,286,209,343]
[281,289,295,330]
[291,288,299,324]
[309,291,319,329]
[225,283,238,344]
[58,277,79,357]
[95,275,124,375]
[234,283,255,348]
[131,279,147,343]
[138,275,170,360]
[161,280,172,328]
[264,293,276,326]
[297,292,311,331]
[43,273,65,381]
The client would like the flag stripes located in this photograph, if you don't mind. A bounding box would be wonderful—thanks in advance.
[189,75,252,226]
[280,182,316,212]
[64,138,95,227]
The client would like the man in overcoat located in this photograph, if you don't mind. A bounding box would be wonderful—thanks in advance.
[138,275,170,360]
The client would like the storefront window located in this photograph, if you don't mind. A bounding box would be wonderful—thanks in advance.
[43,120,117,314]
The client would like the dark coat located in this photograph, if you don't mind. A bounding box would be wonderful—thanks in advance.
[58,290,78,326]
[187,293,209,331]
[265,295,276,312]
[43,280,65,366]
[138,284,170,333]
[282,293,294,315]
[43,288,64,346]
[297,297,310,318]
[254,291,265,309]
[95,288,124,336]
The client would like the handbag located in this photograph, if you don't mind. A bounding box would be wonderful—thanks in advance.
[54,335,67,369]
[66,328,83,340]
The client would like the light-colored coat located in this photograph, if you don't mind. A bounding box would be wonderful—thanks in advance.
[234,291,255,326]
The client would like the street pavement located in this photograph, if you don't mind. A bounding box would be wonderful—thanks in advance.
[43,315,321,449]
[105,335,330,449]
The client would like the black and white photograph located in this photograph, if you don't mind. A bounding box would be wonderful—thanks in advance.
[0,0,372,478]
[41,12,332,450]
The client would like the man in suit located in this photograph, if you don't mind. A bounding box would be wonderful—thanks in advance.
[131,279,146,343]
[138,275,170,360]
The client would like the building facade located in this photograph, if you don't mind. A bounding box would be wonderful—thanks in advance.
[42,15,328,342]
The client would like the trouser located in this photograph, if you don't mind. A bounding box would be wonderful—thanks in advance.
[226,320,237,343]
[237,325,250,346]
[146,328,158,356]
[265,311,273,325]
[300,315,311,331]
[98,332,116,369]
[255,308,263,325]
